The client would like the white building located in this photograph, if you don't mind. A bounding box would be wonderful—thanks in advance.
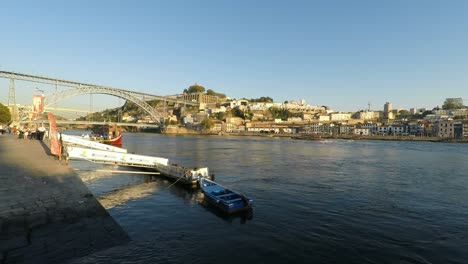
[358,111,375,120]
[339,125,354,135]
[353,128,370,136]
[228,100,249,108]
[389,126,408,135]
[318,115,330,121]
[183,115,194,124]
[122,115,136,122]
[330,113,351,121]
[360,123,378,134]
[287,117,303,122]
[376,126,389,135]
[249,102,274,111]
[211,106,227,113]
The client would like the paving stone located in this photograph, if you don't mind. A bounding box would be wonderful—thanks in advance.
[0,135,129,264]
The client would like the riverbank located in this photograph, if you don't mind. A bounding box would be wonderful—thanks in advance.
[66,126,468,143]
[291,134,468,143]
[0,134,129,264]
[167,130,468,143]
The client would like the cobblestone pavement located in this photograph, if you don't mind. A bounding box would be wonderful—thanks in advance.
[0,134,129,264]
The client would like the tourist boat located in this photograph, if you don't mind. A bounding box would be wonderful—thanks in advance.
[310,136,323,141]
[101,134,122,145]
[199,177,253,214]
[89,123,123,145]
[81,133,123,145]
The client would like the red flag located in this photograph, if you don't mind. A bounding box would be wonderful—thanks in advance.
[47,112,61,157]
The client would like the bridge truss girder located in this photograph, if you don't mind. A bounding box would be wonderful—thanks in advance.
[45,87,163,124]
[0,70,198,105]
[0,70,203,124]
[0,70,200,123]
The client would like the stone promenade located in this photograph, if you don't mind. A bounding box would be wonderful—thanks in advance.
[0,134,129,264]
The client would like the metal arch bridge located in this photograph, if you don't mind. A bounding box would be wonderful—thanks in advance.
[19,120,161,128]
[0,70,199,123]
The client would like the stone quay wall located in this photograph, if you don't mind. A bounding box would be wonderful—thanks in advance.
[0,134,129,264]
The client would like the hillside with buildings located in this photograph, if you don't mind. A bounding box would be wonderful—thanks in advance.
[81,84,468,141]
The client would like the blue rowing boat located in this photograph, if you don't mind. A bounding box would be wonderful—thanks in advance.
[199,178,253,214]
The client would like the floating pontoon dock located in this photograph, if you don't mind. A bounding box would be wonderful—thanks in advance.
[63,135,210,185]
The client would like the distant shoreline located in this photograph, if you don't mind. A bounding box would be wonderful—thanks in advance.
[291,134,468,143]
[65,127,468,143]
[165,131,468,143]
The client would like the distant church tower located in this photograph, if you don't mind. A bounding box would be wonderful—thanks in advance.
[384,102,393,119]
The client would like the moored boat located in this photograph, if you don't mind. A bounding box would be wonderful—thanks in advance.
[102,134,122,145]
[91,123,123,145]
[199,178,253,214]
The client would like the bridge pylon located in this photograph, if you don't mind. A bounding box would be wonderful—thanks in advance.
[8,79,15,106]
[8,79,19,122]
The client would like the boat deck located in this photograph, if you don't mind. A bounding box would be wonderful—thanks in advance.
[201,179,251,207]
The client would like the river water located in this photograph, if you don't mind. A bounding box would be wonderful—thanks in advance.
[69,132,468,264]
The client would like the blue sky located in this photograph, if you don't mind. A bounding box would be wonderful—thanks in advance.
[1,0,467,112]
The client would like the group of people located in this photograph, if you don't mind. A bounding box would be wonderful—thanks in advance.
[14,126,48,140]
[0,124,15,135]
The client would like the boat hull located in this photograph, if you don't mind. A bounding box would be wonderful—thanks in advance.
[199,178,252,214]
[102,135,122,145]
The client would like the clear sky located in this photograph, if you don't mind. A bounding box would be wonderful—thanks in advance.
[1,0,467,112]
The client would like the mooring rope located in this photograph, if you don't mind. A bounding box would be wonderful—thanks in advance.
[164,173,187,189]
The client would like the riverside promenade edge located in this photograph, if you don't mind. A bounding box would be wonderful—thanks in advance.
[0,134,129,264]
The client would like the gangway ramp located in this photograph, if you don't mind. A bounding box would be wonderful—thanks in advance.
[67,146,168,168]
[67,146,210,186]
[62,134,127,153]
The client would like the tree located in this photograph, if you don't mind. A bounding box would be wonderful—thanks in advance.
[269,107,291,120]
[413,110,433,119]
[206,89,226,98]
[422,110,433,117]
[231,107,245,119]
[246,112,254,120]
[187,83,205,94]
[248,97,273,103]
[206,89,216,96]
[0,103,11,123]
[201,117,214,130]
[213,112,225,121]
[442,98,464,110]
[397,110,410,118]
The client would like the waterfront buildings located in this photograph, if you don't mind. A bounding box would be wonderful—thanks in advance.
[178,92,221,104]
[330,113,352,121]
[123,95,468,140]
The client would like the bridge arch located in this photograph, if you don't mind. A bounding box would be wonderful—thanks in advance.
[44,86,163,124]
